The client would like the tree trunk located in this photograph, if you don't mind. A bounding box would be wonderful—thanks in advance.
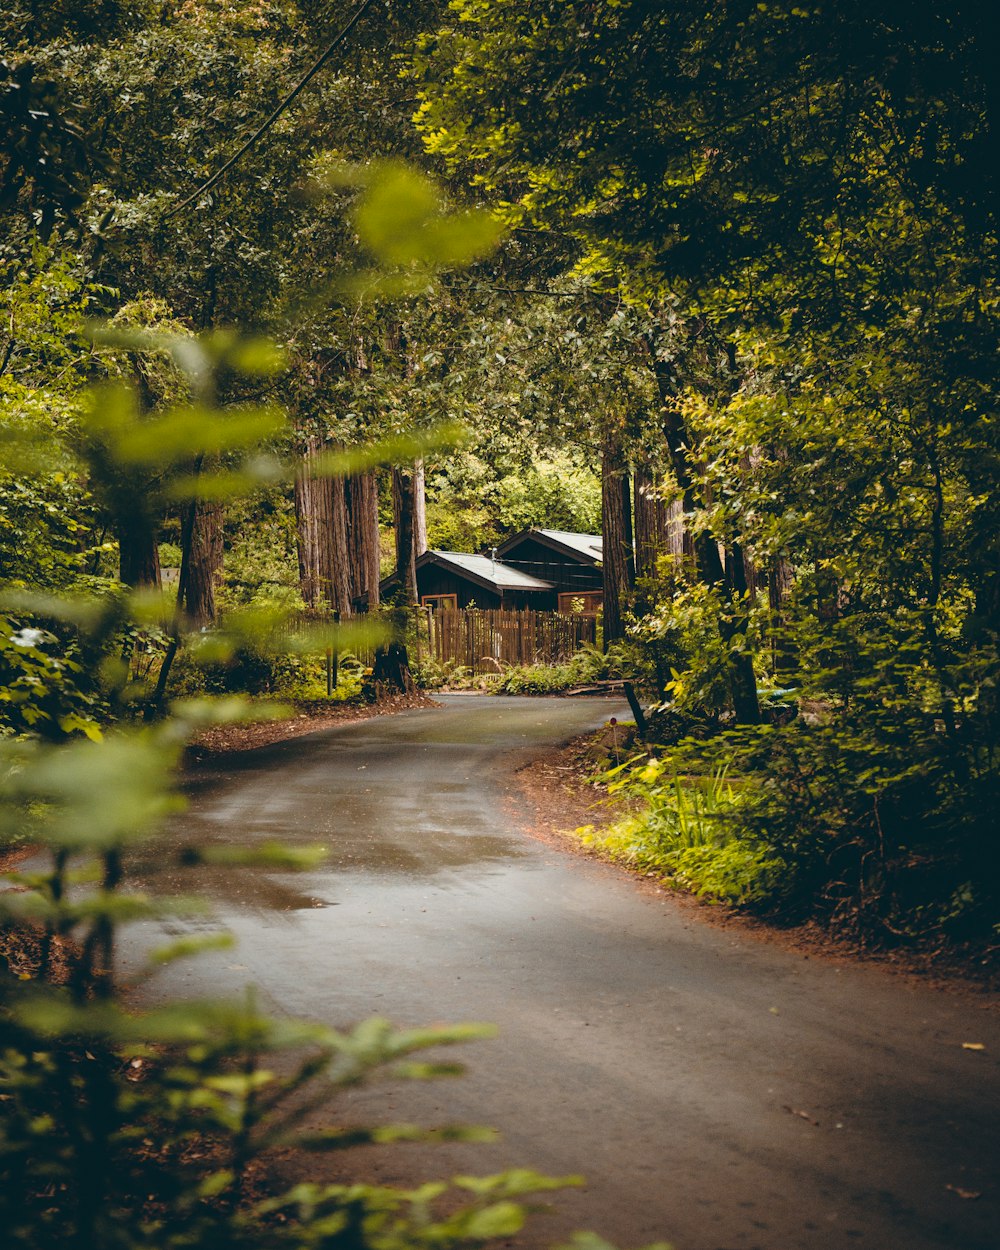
[601,427,634,645]
[295,442,330,610]
[118,520,161,589]
[347,470,381,611]
[633,466,677,580]
[413,460,427,555]
[664,497,694,564]
[328,475,352,616]
[392,466,418,604]
[295,437,353,615]
[644,335,760,723]
[182,501,222,627]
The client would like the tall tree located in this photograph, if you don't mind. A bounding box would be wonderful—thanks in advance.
[182,500,223,626]
[600,423,634,644]
[347,470,381,610]
[392,466,419,604]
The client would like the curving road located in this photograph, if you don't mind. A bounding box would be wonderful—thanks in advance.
[122,694,1000,1250]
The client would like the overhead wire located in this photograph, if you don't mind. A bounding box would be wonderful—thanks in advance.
[164,0,379,221]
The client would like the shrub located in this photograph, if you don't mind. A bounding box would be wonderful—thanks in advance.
[493,645,626,695]
[629,582,768,719]
[168,639,364,703]
[0,614,105,743]
[580,754,786,905]
[720,604,1000,941]
[410,655,470,690]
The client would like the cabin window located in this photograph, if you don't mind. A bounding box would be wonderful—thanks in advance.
[421,594,459,612]
[558,591,603,616]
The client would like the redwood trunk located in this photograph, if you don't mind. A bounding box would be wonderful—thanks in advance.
[413,460,427,555]
[392,466,418,604]
[633,466,677,580]
[328,475,352,615]
[347,470,381,611]
[665,497,694,564]
[183,501,223,626]
[601,428,634,645]
[295,447,330,610]
[118,521,161,589]
[295,438,353,615]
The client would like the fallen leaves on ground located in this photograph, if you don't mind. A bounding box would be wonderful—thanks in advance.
[946,1184,982,1200]
[783,1106,820,1126]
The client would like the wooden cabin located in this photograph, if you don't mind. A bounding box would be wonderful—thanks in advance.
[381,549,556,611]
[494,529,604,615]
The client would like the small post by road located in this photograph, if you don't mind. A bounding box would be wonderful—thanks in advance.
[326,610,341,697]
[623,680,648,740]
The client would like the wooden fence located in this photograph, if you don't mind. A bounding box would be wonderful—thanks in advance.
[263,606,598,676]
[417,607,597,674]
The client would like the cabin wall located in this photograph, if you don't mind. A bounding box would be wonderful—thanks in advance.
[415,564,559,611]
[500,538,603,595]
[416,565,504,610]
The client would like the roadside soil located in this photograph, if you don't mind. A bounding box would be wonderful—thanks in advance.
[184,692,439,763]
[511,726,1000,995]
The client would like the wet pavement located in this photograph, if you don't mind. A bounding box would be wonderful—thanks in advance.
[121,695,1000,1250]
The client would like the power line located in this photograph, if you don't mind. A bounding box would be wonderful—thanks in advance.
[164,0,379,221]
[448,285,582,298]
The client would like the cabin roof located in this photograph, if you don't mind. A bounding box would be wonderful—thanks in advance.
[422,550,554,593]
[380,549,554,597]
[495,528,603,565]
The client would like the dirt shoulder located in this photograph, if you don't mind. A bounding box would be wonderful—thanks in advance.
[184,692,439,763]
[511,729,999,996]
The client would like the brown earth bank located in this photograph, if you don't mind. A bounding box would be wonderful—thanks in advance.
[510,725,1000,996]
[184,692,440,763]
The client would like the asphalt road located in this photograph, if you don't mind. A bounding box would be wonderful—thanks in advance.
[121,694,1000,1250]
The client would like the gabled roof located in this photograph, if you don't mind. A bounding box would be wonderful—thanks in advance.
[425,550,553,592]
[381,549,553,596]
[495,528,603,565]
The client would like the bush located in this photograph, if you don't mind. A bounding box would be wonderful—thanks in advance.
[612,603,1000,942]
[168,639,363,703]
[0,614,105,743]
[724,710,999,941]
[410,654,470,690]
[580,754,786,905]
[725,605,1000,941]
[493,645,625,695]
[629,581,768,719]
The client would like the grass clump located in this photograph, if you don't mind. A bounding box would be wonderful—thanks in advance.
[578,754,786,906]
[492,645,624,695]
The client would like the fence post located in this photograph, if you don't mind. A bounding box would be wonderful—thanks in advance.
[325,609,340,696]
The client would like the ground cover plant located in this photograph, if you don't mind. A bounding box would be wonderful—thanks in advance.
[578,755,786,908]
[579,627,998,946]
[412,644,628,695]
